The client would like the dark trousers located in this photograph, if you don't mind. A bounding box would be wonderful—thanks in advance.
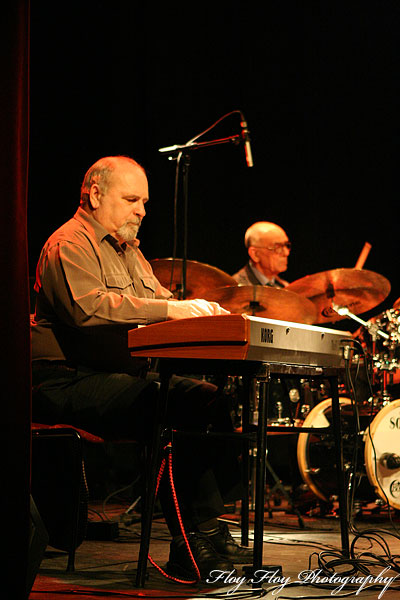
[32,363,243,536]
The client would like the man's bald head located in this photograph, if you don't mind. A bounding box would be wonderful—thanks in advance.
[244,221,291,278]
[80,156,145,206]
[244,221,288,248]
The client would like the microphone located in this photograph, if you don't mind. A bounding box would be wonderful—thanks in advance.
[240,114,254,167]
[380,453,400,470]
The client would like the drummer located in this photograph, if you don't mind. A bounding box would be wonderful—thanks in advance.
[232,222,309,496]
[232,221,291,288]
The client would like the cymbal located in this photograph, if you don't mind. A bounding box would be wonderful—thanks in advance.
[203,285,317,324]
[287,268,391,324]
[393,297,400,310]
[150,258,237,299]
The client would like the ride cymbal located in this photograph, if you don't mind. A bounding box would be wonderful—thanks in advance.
[203,285,317,324]
[150,258,237,299]
[287,268,391,324]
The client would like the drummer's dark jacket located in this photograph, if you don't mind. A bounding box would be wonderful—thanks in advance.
[232,262,289,288]
[31,207,172,375]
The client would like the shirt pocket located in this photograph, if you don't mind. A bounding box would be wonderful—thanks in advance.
[104,273,134,292]
[140,277,156,297]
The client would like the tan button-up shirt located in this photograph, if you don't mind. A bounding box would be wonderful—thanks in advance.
[31,207,172,373]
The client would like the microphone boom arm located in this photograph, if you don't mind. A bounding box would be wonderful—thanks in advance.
[158,134,242,157]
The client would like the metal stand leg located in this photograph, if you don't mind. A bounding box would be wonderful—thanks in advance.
[241,377,251,547]
[135,381,165,587]
[246,370,284,586]
[329,375,350,557]
[253,374,268,572]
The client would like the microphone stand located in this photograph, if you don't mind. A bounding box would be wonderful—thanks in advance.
[181,151,190,300]
[159,134,241,299]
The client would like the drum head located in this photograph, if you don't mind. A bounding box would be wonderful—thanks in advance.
[297,398,375,503]
[364,399,400,510]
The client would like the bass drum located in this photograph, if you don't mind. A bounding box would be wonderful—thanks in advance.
[297,397,376,503]
[365,399,400,510]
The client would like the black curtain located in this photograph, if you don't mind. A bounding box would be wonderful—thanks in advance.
[1,1,31,597]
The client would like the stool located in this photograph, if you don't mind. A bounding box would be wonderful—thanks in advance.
[31,423,102,571]
[31,421,160,586]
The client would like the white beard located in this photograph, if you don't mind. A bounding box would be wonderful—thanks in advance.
[116,220,141,242]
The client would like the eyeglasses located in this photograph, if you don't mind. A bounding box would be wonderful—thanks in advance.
[251,242,292,255]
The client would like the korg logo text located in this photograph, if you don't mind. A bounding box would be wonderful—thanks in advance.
[261,327,274,344]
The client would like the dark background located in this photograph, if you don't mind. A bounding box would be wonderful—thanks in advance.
[28,1,400,327]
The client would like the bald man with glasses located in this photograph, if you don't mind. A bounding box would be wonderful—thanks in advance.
[232,222,310,504]
[232,221,291,287]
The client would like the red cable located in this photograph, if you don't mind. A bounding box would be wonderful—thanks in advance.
[147,443,201,585]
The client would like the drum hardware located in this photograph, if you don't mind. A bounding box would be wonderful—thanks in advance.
[318,381,330,399]
[276,401,283,420]
[345,304,400,401]
[251,379,300,427]
[368,308,400,375]
[267,397,304,428]
[250,379,260,426]
[267,401,303,427]
[247,445,305,528]
[224,375,244,429]
[361,393,391,414]
[373,353,400,372]
[333,303,398,398]
[370,389,394,408]
[246,377,308,526]
[264,378,327,427]
[379,452,400,470]
[264,456,305,529]
[299,378,323,409]
[296,378,330,414]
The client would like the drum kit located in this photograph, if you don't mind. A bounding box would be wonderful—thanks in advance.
[151,257,400,511]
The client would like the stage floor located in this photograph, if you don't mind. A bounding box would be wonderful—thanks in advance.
[29,499,400,600]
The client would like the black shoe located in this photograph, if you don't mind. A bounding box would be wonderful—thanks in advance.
[167,532,235,581]
[207,522,253,564]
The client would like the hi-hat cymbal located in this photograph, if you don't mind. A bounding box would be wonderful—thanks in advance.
[287,268,391,324]
[203,285,317,324]
[150,258,237,299]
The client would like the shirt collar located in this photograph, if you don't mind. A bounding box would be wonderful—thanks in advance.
[249,261,276,286]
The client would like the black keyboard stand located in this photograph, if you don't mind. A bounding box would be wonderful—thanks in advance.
[137,357,348,584]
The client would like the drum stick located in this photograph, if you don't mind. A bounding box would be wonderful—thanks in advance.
[355,242,372,269]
